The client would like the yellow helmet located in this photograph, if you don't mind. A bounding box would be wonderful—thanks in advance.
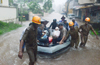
[32,16,41,24]
[69,21,74,26]
[85,17,90,22]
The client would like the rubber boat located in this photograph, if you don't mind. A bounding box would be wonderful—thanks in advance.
[37,36,71,57]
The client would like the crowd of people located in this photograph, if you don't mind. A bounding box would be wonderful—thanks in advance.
[18,16,99,65]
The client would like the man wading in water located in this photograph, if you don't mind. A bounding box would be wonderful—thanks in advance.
[79,17,99,47]
[18,16,41,65]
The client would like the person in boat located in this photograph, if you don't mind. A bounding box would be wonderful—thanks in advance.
[20,23,32,52]
[79,17,99,47]
[59,15,65,23]
[49,19,57,31]
[72,18,79,27]
[18,16,41,65]
[52,27,60,40]
[37,24,49,46]
[52,23,67,45]
[63,20,70,31]
[64,21,79,49]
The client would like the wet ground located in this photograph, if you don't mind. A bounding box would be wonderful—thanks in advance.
[0,12,100,65]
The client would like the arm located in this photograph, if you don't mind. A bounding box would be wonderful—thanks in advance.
[49,23,52,29]
[91,26,99,39]
[64,31,70,41]
[18,29,29,59]
[78,26,82,33]
[59,29,67,44]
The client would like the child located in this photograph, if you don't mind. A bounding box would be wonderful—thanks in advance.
[52,27,60,38]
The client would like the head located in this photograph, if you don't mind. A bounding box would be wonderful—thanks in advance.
[39,24,44,30]
[53,19,57,22]
[32,16,41,28]
[69,21,74,30]
[64,20,67,23]
[58,23,63,29]
[31,23,39,29]
[85,17,90,25]
[55,27,59,31]
[61,15,65,21]
[72,18,75,23]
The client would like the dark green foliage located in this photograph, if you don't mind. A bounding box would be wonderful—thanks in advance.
[28,1,43,14]
[90,29,100,35]
[43,0,52,12]
[0,21,21,35]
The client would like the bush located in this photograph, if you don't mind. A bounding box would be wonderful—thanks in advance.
[0,21,21,35]
[90,29,100,35]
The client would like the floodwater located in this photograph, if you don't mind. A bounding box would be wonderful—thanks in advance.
[0,12,100,65]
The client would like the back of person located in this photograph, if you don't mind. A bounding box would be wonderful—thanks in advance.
[24,25,37,47]
[69,26,79,40]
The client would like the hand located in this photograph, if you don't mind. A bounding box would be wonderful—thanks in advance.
[59,41,63,44]
[96,36,99,40]
[37,40,39,42]
[18,51,23,59]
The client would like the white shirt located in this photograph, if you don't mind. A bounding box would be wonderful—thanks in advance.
[20,28,27,40]
[52,30,60,37]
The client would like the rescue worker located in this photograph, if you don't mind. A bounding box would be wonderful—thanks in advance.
[79,17,99,47]
[64,22,79,48]
[18,16,41,65]
[20,23,32,52]
[49,19,57,31]
[57,23,67,44]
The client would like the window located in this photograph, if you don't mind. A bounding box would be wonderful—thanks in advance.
[97,0,100,3]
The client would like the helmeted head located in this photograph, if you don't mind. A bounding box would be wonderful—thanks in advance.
[32,16,41,24]
[53,19,57,22]
[85,17,90,25]
[69,21,74,29]
[32,16,41,28]
[85,17,90,22]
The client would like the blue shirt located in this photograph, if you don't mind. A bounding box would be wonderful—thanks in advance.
[74,21,79,27]
[37,27,43,40]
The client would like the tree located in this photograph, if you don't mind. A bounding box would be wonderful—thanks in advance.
[43,0,52,12]
[28,1,43,14]
[9,0,13,6]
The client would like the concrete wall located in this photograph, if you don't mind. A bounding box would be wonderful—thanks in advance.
[0,7,17,22]
[0,0,9,6]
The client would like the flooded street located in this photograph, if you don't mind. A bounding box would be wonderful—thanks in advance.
[0,12,100,65]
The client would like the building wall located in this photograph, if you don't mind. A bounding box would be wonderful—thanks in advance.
[0,7,17,21]
[78,0,96,4]
[0,0,9,6]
